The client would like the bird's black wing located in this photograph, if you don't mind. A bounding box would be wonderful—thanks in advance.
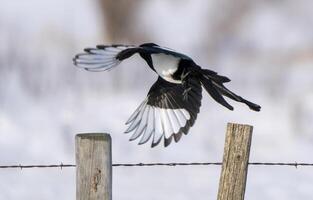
[125,77,202,147]
[73,44,141,72]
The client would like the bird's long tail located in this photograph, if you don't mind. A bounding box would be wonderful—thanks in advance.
[198,68,261,111]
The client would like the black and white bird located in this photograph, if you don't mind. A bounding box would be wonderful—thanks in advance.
[73,43,261,147]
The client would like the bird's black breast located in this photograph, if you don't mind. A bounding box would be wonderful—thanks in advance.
[172,59,196,81]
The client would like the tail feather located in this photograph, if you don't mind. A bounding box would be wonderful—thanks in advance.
[212,81,261,111]
[200,77,234,110]
[199,70,261,111]
[201,69,231,83]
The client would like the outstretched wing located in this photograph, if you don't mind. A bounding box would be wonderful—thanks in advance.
[125,77,202,147]
[73,44,140,72]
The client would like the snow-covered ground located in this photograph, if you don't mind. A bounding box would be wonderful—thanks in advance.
[1,0,313,199]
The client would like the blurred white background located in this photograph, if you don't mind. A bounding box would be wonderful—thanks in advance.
[1,0,313,199]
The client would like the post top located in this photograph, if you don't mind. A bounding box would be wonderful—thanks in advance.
[227,122,253,129]
[76,133,111,141]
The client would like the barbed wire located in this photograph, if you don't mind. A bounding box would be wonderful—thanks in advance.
[1,162,313,169]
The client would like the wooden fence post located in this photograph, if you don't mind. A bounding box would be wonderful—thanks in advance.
[217,123,253,200]
[76,133,112,200]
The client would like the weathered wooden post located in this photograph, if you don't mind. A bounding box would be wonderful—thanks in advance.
[76,133,112,200]
[217,123,253,200]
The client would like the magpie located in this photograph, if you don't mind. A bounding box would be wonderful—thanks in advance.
[73,43,261,147]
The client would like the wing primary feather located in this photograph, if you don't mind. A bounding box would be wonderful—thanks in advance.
[124,120,141,133]
[160,108,173,139]
[181,109,191,120]
[164,135,173,147]
[160,100,173,147]
[124,104,147,133]
[166,101,185,127]
[126,99,147,124]
[164,96,187,142]
[173,132,183,143]
[84,65,116,72]
[75,53,113,60]
[129,106,150,141]
[129,125,147,141]
[166,109,180,134]
[165,87,192,121]
[152,107,164,147]
[75,59,114,65]
[76,60,115,67]
[139,107,155,145]
[164,95,184,130]
[173,109,187,127]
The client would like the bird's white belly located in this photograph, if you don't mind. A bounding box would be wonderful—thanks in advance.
[151,54,181,84]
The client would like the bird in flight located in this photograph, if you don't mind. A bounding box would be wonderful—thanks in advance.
[73,43,261,147]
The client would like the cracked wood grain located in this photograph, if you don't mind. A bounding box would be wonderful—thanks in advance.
[217,123,253,200]
[76,133,112,200]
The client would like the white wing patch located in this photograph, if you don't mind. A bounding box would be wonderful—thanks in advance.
[73,45,133,72]
[125,100,191,147]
